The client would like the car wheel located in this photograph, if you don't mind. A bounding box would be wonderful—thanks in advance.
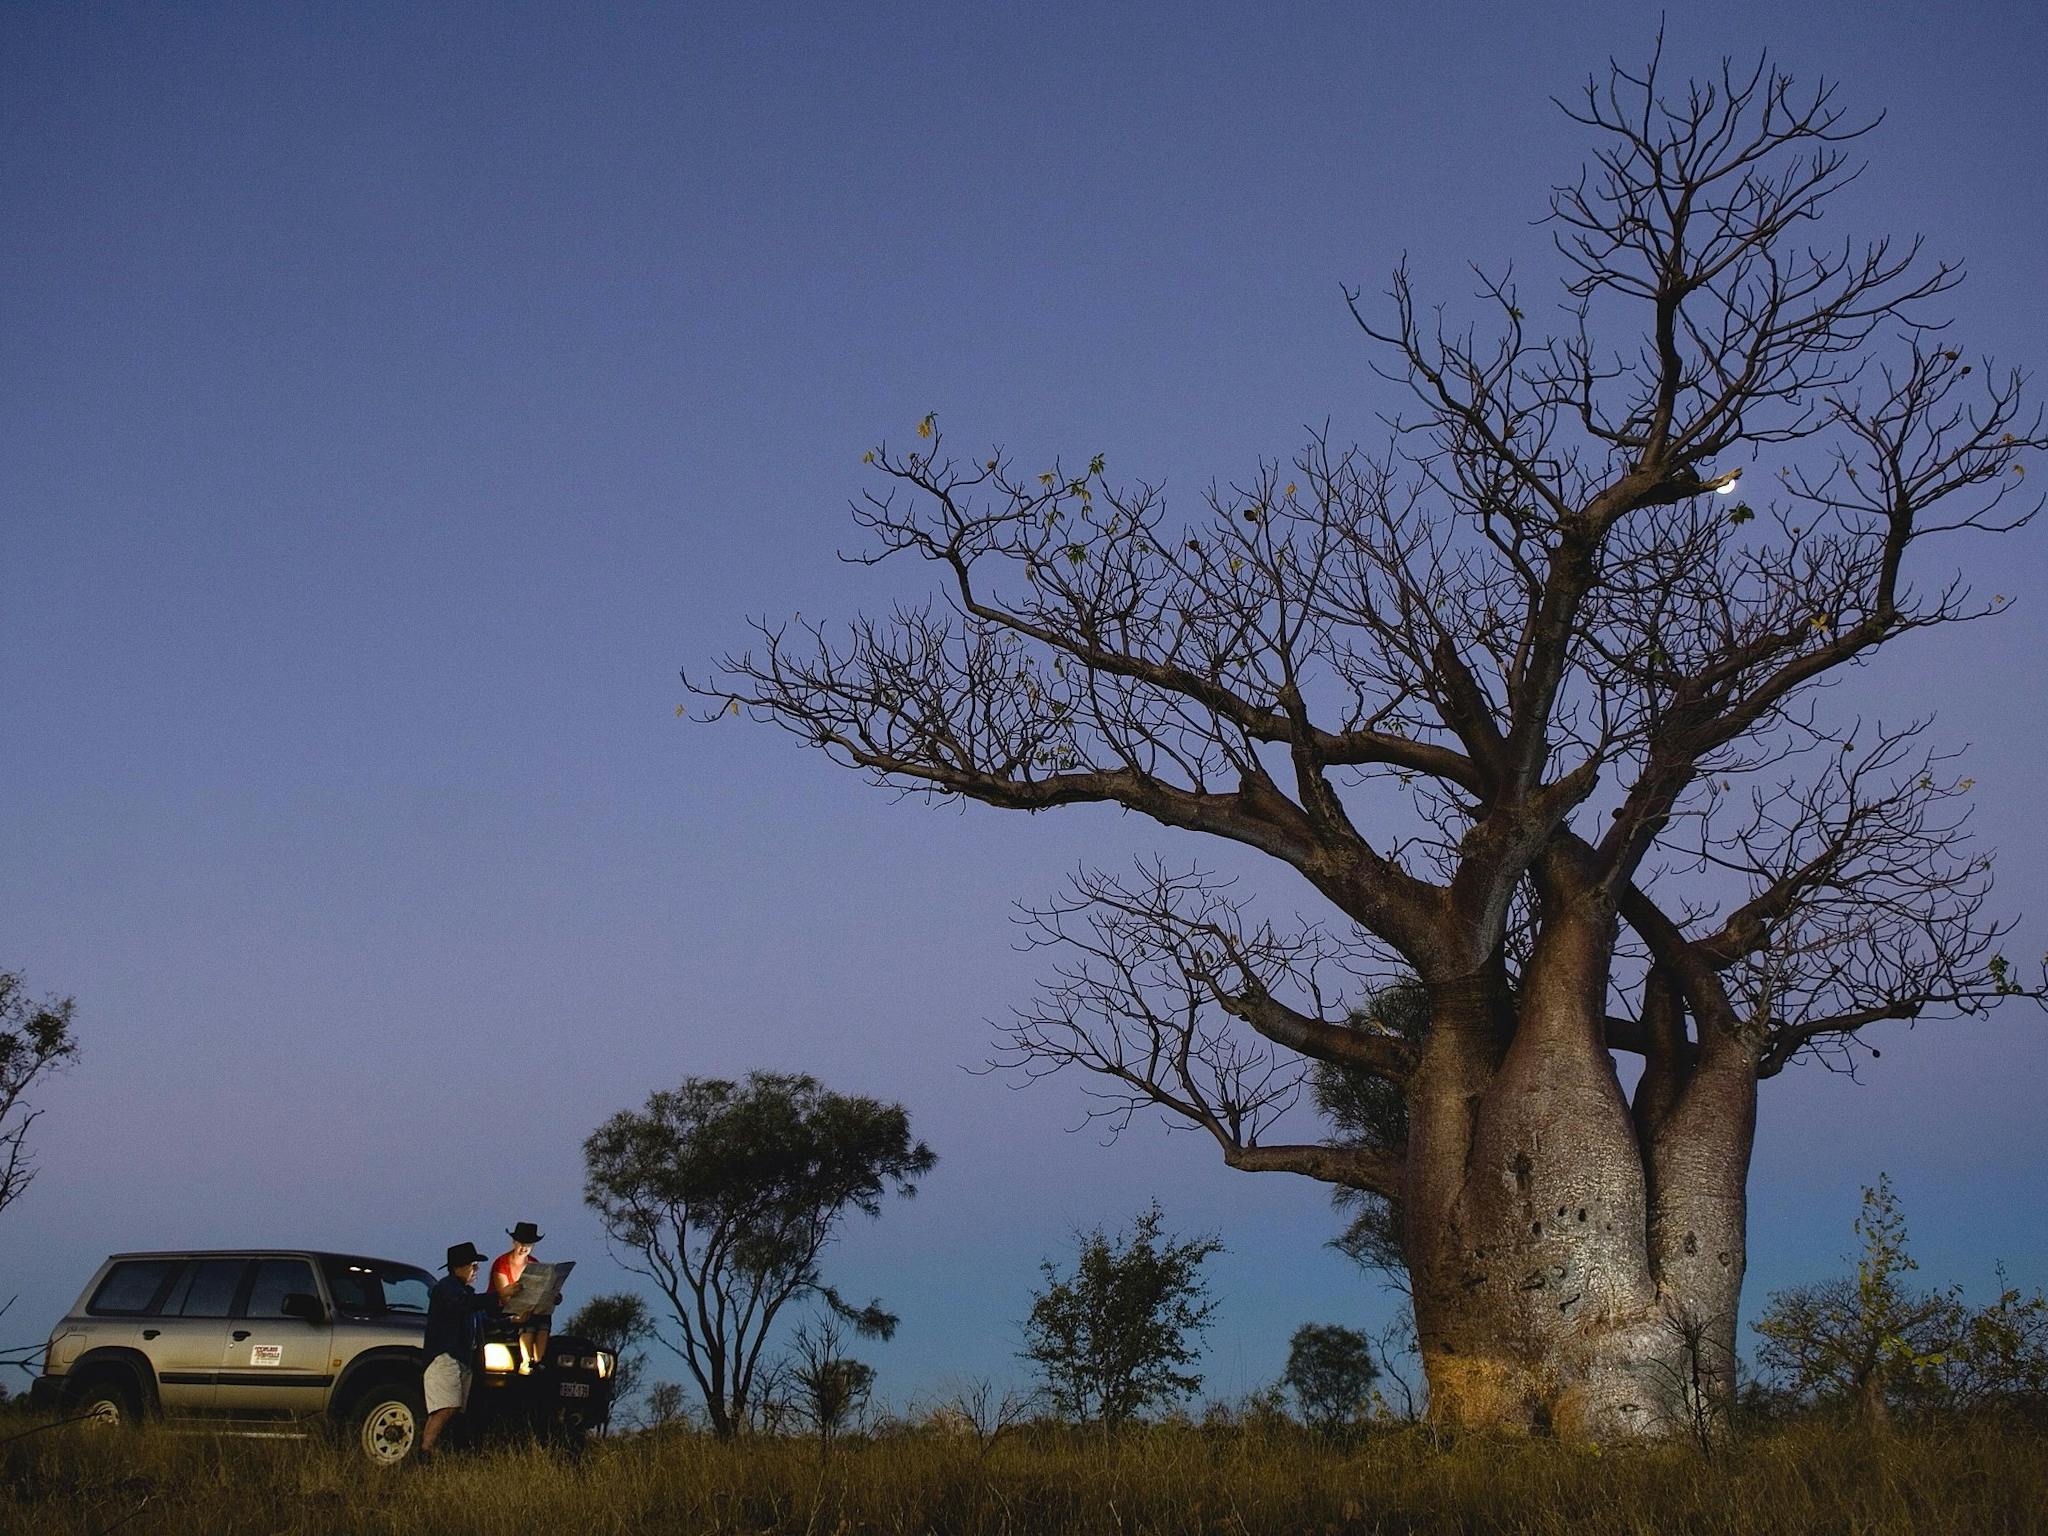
[348,1381,424,1466]
[547,1417,591,1457]
[70,1374,141,1428]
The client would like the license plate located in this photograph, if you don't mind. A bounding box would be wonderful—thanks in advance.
[559,1382,590,1398]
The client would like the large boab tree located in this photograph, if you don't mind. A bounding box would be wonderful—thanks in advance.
[693,51,2044,1438]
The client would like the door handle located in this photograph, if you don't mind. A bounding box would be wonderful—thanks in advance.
[232,1330,252,1341]
[141,1329,160,1340]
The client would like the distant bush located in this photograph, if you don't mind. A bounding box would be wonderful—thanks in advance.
[1283,1323,1379,1433]
[1753,1176,2048,1427]
[1020,1202,1221,1429]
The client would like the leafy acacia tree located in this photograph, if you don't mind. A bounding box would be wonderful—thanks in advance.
[582,1072,935,1437]
[0,971,78,1225]
[1022,1203,1221,1428]
[696,50,2044,1436]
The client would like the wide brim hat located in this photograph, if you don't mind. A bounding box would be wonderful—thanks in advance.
[507,1221,544,1245]
[445,1241,489,1269]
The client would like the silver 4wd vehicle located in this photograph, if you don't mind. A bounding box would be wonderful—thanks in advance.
[29,1249,616,1464]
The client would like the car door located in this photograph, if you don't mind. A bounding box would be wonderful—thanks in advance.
[153,1258,250,1414]
[217,1256,334,1419]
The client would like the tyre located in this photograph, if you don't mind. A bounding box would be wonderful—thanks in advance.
[345,1379,424,1467]
[546,1416,592,1457]
[68,1372,142,1428]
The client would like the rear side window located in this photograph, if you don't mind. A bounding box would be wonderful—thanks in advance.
[167,1258,248,1318]
[244,1258,319,1319]
[87,1260,182,1316]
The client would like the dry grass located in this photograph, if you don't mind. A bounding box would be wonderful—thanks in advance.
[3,1414,2043,1535]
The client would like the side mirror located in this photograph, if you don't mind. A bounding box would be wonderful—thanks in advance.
[279,1292,327,1323]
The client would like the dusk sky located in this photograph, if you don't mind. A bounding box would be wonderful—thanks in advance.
[5,1,2045,1411]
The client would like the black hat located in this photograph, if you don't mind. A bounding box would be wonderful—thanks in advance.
[445,1241,488,1269]
[506,1221,544,1245]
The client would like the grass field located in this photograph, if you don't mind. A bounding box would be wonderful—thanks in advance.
[4,1416,2044,1535]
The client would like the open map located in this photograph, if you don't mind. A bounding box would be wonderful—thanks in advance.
[501,1258,573,1316]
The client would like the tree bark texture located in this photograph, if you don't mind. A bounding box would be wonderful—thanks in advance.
[1406,933,1756,1438]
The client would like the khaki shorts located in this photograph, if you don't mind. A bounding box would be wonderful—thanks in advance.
[422,1353,471,1414]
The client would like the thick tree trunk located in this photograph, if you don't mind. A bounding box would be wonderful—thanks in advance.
[1639,1006,1756,1436]
[1404,908,1758,1440]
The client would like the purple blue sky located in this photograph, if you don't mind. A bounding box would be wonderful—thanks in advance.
[5,2,2045,1411]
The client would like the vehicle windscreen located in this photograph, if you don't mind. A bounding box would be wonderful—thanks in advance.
[321,1256,433,1317]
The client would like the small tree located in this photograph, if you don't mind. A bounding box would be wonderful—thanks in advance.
[1753,1176,1951,1428]
[1284,1322,1380,1433]
[0,971,78,1225]
[644,1380,687,1428]
[787,1315,875,1456]
[922,1377,1038,1458]
[1929,1267,2048,1418]
[1754,1176,2048,1426]
[582,1072,935,1437]
[1368,1315,1424,1422]
[1021,1202,1221,1429]
[564,1292,655,1421]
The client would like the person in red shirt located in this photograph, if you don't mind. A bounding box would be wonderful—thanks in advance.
[490,1220,555,1372]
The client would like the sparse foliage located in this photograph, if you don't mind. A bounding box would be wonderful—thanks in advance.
[582,1072,935,1437]
[1754,1176,2048,1426]
[564,1292,655,1421]
[1021,1203,1221,1429]
[1755,1176,1949,1428]
[696,40,2046,1435]
[1368,1314,1425,1422]
[1647,1305,1737,1452]
[1924,1268,2048,1418]
[1312,983,1427,1281]
[788,1315,875,1456]
[643,1380,687,1428]
[0,971,78,1225]
[920,1377,1039,1458]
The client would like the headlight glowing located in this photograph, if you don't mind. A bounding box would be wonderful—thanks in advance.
[592,1352,613,1379]
[481,1342,518,1373]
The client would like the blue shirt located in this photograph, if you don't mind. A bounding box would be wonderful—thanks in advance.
[423,1273,490,1364]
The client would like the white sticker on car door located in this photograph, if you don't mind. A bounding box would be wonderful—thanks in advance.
[250,1344,283,1366]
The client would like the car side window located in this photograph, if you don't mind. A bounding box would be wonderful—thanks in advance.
[325,1264,379,1316]
[320,1256,432,1316]
[243,1258,319,1319]
[167,1258,248,1319]
[87,1259,183,1316]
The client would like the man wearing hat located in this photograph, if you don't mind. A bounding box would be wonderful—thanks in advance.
[490,1220,558,1373]
[420,1241,493,1458]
